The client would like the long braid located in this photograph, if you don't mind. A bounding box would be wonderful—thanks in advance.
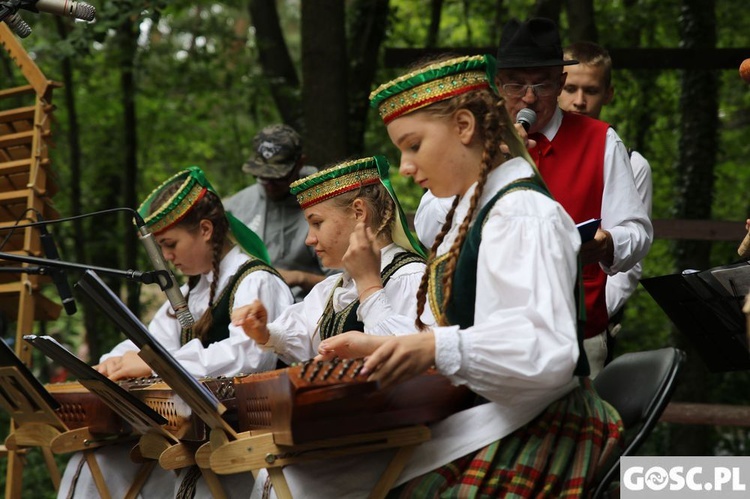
[192,236,223,342]
[415,195,459,330]
[440,161,491,313]
[408,87,508,324]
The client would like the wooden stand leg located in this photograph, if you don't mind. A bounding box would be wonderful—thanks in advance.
[41,447,61,491]
[268,467,293,499]
[4,450,24,499]
[124,461,157,499]
[200,468,228,499]
[369,445,417,499]
[84,450,111,499]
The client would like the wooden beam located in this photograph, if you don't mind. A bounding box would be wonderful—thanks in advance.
[652,219,747,242]
[385,48,750,70]
[660,402,750,427]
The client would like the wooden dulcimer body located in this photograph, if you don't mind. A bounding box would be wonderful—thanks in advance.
[234,358,474,446]
[46,376,237,441]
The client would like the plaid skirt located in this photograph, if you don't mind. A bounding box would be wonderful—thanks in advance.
[389,379,623,498]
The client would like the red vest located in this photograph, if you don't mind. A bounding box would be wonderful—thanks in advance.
[531,112,609,339]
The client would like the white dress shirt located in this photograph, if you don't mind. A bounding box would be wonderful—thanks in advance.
[262,243,428,364]
[101,245,294,377]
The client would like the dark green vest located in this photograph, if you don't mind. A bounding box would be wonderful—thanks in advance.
[196,258,283,347]
[318,251,425,341]
[427,177,590,376]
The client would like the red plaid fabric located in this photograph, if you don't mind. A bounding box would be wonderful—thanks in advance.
[390,380,623,498]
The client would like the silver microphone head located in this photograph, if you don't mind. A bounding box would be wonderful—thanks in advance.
[516,108,537,131]
[71,1,96,22]
[35,0,97,22]
[4,13,32,38]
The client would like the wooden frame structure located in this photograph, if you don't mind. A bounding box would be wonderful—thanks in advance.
[0,22,63,498]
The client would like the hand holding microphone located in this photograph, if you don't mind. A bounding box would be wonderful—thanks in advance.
[516,108,537,132]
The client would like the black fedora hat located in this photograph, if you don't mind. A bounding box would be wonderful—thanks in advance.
[496,17,578,69]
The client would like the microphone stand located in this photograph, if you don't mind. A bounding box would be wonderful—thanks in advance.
[0,251,171,288]
[0,0,21,23]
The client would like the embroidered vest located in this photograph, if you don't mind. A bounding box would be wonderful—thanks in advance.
[531,112,609,339]
[427,177,590,377]
[318,251,425,341]
[192,258,283,347]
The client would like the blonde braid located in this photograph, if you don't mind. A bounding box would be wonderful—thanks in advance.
[415,195,459,330]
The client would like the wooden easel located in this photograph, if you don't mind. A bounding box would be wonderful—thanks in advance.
[0,22,64,499]
[204,424,430,499]
[0,366,120,498]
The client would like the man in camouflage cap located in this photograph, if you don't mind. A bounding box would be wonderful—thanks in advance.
[224,124,328,300]
[241,124,303,199]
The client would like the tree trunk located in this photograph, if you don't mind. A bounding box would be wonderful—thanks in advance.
[347,0,390,156]
[301,0,348,165]
[117,15,141,320]
[565,0,597,43]
[534,0,563,25]
[670,0,719,456]
[427,0,443,48]
[248,0,302,130]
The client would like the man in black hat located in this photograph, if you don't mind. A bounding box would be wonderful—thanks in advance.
[224,124,327,300]
[414,17,652,375]
[496,17,652,374]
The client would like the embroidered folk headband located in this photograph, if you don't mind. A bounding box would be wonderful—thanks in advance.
[138,166,271,264]
[289,156,426,258]
[369,54,498,124]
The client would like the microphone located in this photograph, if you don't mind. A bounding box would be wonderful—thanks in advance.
[516,108,537,132]
[134,216,195,331]
[20,0,96,22]
[4,13,31,38]
[38,222,77,315]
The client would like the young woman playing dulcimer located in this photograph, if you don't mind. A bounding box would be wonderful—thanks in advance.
[231,156,428,365]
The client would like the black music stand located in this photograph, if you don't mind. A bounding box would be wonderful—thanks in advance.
[74,270,234,435]
[23,335,168,433]
[0,338,59,410]
[75,270,234,496]
[641,262,750,372]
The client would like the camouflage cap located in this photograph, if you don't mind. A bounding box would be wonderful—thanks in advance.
[242,124,302,179]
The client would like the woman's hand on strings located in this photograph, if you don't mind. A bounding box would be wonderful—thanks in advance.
[360,332,436,389]
[316,331,387,362]
[95,350,152,381]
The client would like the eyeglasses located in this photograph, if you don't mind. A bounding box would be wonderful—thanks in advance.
[500,82,558,97]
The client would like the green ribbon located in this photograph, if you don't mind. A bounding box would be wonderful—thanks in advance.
[372,155,427,259]
[138,165,271,265]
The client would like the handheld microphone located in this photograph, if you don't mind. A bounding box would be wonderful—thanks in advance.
[516,108,537,132]
[135,216,195,331]
[4,13,31,38]
[20,0,96,22]
[38,222,77,315]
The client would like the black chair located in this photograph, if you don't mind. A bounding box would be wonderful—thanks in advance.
[591,347,686,499]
